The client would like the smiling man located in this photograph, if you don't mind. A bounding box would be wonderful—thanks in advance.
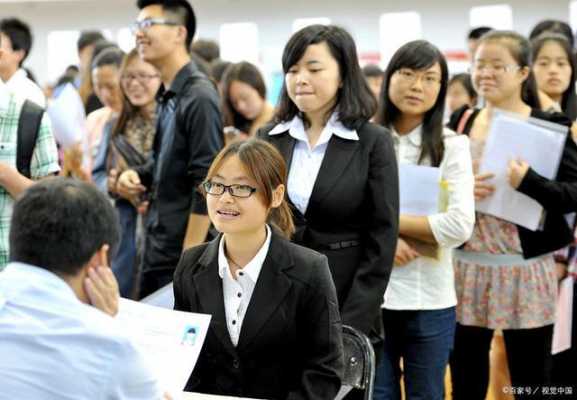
[117,0,224,298]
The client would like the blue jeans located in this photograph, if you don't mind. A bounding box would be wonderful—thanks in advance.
[112,199,137,298]
[374,307,456,400]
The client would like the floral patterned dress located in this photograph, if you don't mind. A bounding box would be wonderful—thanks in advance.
[454,137,558,329]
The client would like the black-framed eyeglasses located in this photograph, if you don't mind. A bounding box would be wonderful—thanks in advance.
[130,18,181,34]
[202,181,257,198]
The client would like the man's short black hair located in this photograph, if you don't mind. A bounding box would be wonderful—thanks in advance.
[362,64,383,78]
[468,26,493,41]
[0,18,32,65]
[136,0,196,48]
[77,30,105,53]
[9,177,120,276]
[191,39,220,63]
[91,47,125,70]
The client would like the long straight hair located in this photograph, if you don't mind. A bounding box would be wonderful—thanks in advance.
[112,49,141,139]
[376,40,448,167]
[222,62,267,133]
[204,139,295,238]
[532,33,577,120]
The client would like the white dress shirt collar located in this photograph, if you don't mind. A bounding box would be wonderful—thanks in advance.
[269,112,358,148]
[390,123,423,147]
[218,224,272,282]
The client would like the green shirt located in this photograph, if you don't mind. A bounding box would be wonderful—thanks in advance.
[0,92,60,269]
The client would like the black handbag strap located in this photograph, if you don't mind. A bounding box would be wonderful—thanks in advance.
[16,100,44,178]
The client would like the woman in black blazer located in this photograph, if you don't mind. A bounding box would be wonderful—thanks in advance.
[173,139,343,399]
[258,24,399,342]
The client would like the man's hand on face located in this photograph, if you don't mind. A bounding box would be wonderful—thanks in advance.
[84,265,120,317]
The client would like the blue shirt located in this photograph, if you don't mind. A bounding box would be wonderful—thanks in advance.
[0,263,162,400]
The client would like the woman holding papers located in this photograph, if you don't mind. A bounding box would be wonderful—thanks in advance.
[173,139,344,399]
[372,40,475,400]
[258,25,399,351]
[447,31,577,400]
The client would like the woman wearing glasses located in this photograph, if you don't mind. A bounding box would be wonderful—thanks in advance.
[92,48,160,298]
[259,25,399,352]
[173,138,343,399]
[447,31,577,399]
[373,40,475,400]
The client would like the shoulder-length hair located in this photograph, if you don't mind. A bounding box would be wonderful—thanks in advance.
[203,138,295,238]
[274,24,376,130]
[376,40,448,167]
[532,33,577,120]
[222,61,267,132]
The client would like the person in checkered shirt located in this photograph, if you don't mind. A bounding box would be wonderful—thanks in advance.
[0,78,59,270]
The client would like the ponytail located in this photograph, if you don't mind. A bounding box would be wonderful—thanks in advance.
[268,201,295,239]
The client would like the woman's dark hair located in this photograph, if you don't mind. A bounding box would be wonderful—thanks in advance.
[211,60,232,84]
[91,45,124,70]
[479,30,542,109]
[275,24,376,130]
[222,62,267,132]
[376,40,448,167]
[204,139,295,238]
[449,73,477,101]
[532,33,577,120]
[10,177,120,276]
[529,20,574,49]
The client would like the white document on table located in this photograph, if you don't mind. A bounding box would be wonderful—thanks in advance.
[46,83,87,149]
[399,164,441,216]
[141,282,175,309]
[476,112,567,231]
[116,299,211,399]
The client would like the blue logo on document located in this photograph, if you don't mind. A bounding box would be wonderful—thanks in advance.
[181,325,198,346]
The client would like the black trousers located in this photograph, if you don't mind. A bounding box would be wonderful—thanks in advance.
[450,323,553,400]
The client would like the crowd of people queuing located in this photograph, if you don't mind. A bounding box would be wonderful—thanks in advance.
[0,0,576,399]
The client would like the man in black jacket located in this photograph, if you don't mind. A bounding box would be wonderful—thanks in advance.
[117,0,223,298]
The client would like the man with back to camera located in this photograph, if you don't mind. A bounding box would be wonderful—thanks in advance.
[0,18,45,107]
[0,177,168,400]
[117,0,224,298]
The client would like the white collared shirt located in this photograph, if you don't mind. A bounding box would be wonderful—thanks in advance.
[218,225,272,346]
[383,125,475,310]
[4,69,46,108]
[0,263,162,400]
[269,113,358,215]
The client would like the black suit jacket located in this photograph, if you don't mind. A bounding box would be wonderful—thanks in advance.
[173,231,344,400]
[258,121,399,337]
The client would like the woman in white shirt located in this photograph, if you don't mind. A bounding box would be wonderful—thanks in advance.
[373,40,475,400]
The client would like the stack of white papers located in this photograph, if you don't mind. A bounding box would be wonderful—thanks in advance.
[116,299,211,399]
[477,112,567,231]
[398,164,441,216]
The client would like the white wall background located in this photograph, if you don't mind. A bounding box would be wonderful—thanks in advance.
[1,0,573,86]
